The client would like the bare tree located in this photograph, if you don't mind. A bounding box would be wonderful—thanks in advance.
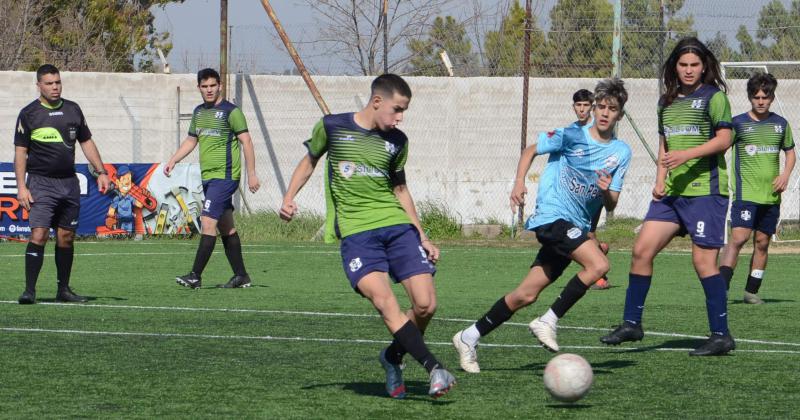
[0,1,49,70]
[301,0,460,75]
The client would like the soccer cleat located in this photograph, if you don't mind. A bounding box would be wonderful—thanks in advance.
[176,272,201,289]
[18,290,36,305]
[743,292,764,305]
[590,277,610,290]
[428,368,456,398]
[529,317,559,353]
[378,348,406,399]
[600,322,644,345]
[217,274,252,288]
[452,330,480,373]
[689,334,736,356]
[55,287,88,303]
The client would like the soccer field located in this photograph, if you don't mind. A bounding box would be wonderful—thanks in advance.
[0,240,798,418]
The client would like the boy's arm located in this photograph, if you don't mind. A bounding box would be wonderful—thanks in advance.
[774,149,796,193]
[237,132,260,193]
[394,184,439,263]
[662,128,732,169]
[510,143,538,212]
[280,154,319,221]
[14,146,33,210]
[653,135,669,199]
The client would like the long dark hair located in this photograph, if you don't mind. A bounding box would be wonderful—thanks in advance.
[660,37,726,106]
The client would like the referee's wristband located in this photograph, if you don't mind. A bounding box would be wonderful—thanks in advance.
[96,169,108,175]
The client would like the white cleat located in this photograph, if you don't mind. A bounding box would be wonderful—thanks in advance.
[528,317,559,353]
[452,330,480,373]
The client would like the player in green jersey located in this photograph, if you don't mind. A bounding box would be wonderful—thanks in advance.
[719,73,796,304]
[601,37,736,356]
[279,74,455,399]
[165,68,260,289]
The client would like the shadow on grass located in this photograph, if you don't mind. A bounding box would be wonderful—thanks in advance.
[302,381,455,404]
[730,298,794,304]
[546,403,593,409]
[37,295,128,303]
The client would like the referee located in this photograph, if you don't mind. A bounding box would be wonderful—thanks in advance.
[14,64,111,304]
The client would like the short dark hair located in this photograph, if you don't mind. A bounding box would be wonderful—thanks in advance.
[36,64,59,82]
[747,72,777,99]
[371,74,412,99]
[572,89,594,103]
[594,78,628,110]
[197,68,221,85]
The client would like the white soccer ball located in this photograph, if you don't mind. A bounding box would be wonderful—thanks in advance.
[542,353,594,402]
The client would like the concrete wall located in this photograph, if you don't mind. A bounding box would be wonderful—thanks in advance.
[2,72,799,223]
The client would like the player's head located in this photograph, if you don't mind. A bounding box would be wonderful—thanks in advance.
[592,78,627,133]
[36,64,62,103]
[368,74,412,132]
[572,89,594,125]
[197,68,222,104]
[747,73,777,115]
[660,37,726,105]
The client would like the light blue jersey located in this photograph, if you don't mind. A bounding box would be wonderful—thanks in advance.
[526,125,632,232]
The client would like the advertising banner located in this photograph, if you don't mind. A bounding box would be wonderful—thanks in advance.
[0,163,205,237]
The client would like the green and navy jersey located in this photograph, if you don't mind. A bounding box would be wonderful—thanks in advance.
[731,112,795,204]
[658,84,733,196]
[188,100,247,181]
[13,99,92,178]
[304,113,411,242]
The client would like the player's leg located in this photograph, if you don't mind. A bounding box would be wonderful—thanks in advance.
[217,206,251,288]
[742,230,770,304]
[53,176,86,303]
[720,201,757,289]
[20,175,55,304]
[588,208,610,290]
[385,273,437,364]
[176,180,223,289]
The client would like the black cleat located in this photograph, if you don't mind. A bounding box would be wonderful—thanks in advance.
[18,290,36,305]
[600,322,644,345]
[689,334,736,356]
[217,274,252,288]
[176,272,202,289]
[55,287,88,303]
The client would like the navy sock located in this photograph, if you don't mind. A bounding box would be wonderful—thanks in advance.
[719,265,733,290]
[55,246,74,290]
[192,234,216,275]
[221,233,247,276]
[392,321,442,373]
[550,274,589,318]
[24,243,45,294]
[700,274,729,335]
[475,297,514,337]
[623,274,652,324]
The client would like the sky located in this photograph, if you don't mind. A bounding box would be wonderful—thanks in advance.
[151,0,787,75]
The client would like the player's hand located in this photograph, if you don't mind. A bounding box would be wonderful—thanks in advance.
[652,180,666,200]
[421,238,440,264]
[17,186,33,211]
[248,173,261,193]
[510,182,527,212]
[662,150,691,170]
[97,174,111,194]
[279,199,298,222]
[595,169,612,191]
[163,161,175,177]
[773,173,789,193]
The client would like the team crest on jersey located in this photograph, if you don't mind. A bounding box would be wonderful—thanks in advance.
[745,144,758,156]
[385,141,398,155]
[691,99,704,109]
[339,161,356,178]
[740,210,752,221]
[566,227,582,239]
[604,155,620,169]
[214,111,225,119]
[349,257,363,272]
[68,126,77,141]
[775,125,784,134]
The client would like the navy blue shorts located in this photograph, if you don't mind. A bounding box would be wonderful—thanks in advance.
[530,219,591,281]
[340,224,436,294]
[644,195,727,248]
[201,179,238,220]
[730,200,780,235]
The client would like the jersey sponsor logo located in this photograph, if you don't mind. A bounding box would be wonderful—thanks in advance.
[197,128,222,137]
[664,125,700,137]
[338,161,387,179]
[740,210,751,221]
[336,135,355,142]
[744,144,779,156]
[691,99,704,109]
[339,161,356,178]
[48,111,64,116]
[385,141,398,155]
[349,257,362,272]
[571,148,585,157]
[566,227,582,239]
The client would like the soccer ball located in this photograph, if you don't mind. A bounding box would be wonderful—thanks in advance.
[542,353,593,402]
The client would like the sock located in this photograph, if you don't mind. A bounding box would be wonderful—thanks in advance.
[384,339,406,365]
[745,269,764,294]
[474,297,515,337]
[24,243,45,294]
[221,233,247,276]
[191,234,217,275]
[459,324,481,347]
[700,274,729,335]
[623,274,652,325]
[550,275,589,318]
[392,321,442,374]
[540,308,559,326]
[719,265,734,290]
[55,246,74,290]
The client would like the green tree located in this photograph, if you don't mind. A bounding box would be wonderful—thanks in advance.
[546,0,614,77]
[482,2,546,76]
[621,0,695,78]
[756,0,800,61]
[408,16,475,76]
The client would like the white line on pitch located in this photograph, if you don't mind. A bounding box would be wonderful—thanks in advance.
[1,300,798,348]
[1,327,798,355]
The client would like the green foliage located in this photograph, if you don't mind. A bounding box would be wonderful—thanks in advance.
[408,16,476,76]
[621,0,695,78]
[233,211,325,242]
[417,200,462,240]
[546,0,614,77]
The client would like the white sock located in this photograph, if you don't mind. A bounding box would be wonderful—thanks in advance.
[460,324,481,347]
[540,309,559,326]
[751,269,764,279]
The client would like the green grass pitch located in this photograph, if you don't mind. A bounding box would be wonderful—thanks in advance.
[0,240,798,418]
